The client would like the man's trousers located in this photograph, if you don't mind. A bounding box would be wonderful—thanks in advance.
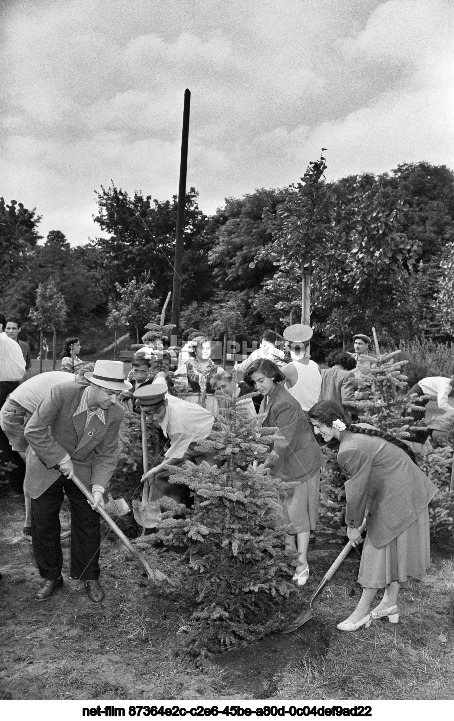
[31,475,101,580]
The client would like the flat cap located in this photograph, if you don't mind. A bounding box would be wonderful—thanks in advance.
[283,324,313,343]
[353,334,371,344]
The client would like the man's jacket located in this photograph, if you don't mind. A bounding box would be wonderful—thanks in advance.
[24,383,123,498]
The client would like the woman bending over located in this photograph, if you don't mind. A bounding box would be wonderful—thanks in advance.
[308,400,437,631]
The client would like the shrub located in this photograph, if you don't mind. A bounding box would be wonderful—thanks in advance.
[399,338,454,387]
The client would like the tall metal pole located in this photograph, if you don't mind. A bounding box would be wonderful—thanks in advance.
[171,89,191,334]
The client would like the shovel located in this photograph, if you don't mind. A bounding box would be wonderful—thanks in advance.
[104,493,130,517]
[283,520,366,634]
[70,473,172,584]
[132,409,162,532]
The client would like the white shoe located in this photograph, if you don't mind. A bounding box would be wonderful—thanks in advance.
[292,566,309,586]
[370,605,399,623]
[337,614,372,631]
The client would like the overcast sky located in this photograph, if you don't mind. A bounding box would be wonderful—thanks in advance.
[1,0,453,245]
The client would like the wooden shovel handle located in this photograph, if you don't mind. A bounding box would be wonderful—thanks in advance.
[71,474,172,585]
[140,409,149,474]
[320,520,367,584]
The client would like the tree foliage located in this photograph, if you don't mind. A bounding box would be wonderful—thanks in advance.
[0,197,41,287]
[29,279,68,331]
[92,184,211,304]
[112,277,160,343]
[144,394,297,654]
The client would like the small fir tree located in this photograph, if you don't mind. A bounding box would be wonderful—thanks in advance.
[144,386,298,654]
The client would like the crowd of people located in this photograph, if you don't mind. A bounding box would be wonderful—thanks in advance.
[1,316,453,632]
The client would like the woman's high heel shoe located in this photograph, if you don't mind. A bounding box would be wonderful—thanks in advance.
[337,614,372,632]
[370,605,399,623]
[292,566,309,586]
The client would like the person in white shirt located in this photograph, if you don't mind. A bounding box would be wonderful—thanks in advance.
[407,376,454,421]
[0,312,26,492]
[0,370,80,534]
[0,312,26,405]
[234,329,285,375]
[280,324,321,412]
[134,380,215,505]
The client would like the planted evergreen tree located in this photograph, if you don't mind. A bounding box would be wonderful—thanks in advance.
[318,329,454,547]
[146,389,298,654]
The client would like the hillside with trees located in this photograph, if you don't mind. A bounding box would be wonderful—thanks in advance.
[1,159,454,354]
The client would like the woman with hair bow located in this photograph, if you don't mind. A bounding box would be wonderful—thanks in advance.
[244,359,323,586]
[308,401,437,631]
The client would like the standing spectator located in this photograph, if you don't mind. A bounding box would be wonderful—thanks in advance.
[60,337,83,373]
[0,313,26,483]
[320,351,358,423]
[212,370,257,418]
[280,324,321,412]
[174,335,224,414]
[134,331,162,361]
[177,328,200,367]
[5,317,31,373]
[234,330,285,375]
[37,338,49,361]
[24,360,130,602]
[245,359,323,586]
[349,334,374,380]
[0,313,26,407]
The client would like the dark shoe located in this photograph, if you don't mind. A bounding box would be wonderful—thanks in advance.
[85,579,105,604]
[36,576,63,601]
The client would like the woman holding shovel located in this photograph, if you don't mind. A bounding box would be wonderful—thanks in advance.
[308,401,437,631]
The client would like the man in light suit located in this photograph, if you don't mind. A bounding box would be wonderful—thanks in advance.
[24,360,131,603]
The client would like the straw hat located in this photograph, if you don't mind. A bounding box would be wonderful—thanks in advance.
[85,360,132,392]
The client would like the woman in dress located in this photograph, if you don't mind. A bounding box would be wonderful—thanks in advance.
[60,337,83,373]
[244,359,323,585]
[174,335,223,414]
[308,400,437,631]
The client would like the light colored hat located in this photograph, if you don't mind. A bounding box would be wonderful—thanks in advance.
[85,360,132,392]
[283,324,313,343]
[133,378,168,406]
[353,334,371,344]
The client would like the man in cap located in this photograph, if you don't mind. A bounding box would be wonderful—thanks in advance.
[134,380,215,505]
[24,360,131,602]
[280,324,321,411]
[349,334,374,380]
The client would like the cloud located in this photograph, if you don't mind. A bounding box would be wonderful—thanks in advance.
[0,0,452,242]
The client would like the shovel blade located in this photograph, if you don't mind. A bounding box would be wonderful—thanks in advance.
[282,607,313,634]
[132,499,161,528]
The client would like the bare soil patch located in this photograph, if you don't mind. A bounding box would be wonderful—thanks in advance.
[1,485,453,702]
